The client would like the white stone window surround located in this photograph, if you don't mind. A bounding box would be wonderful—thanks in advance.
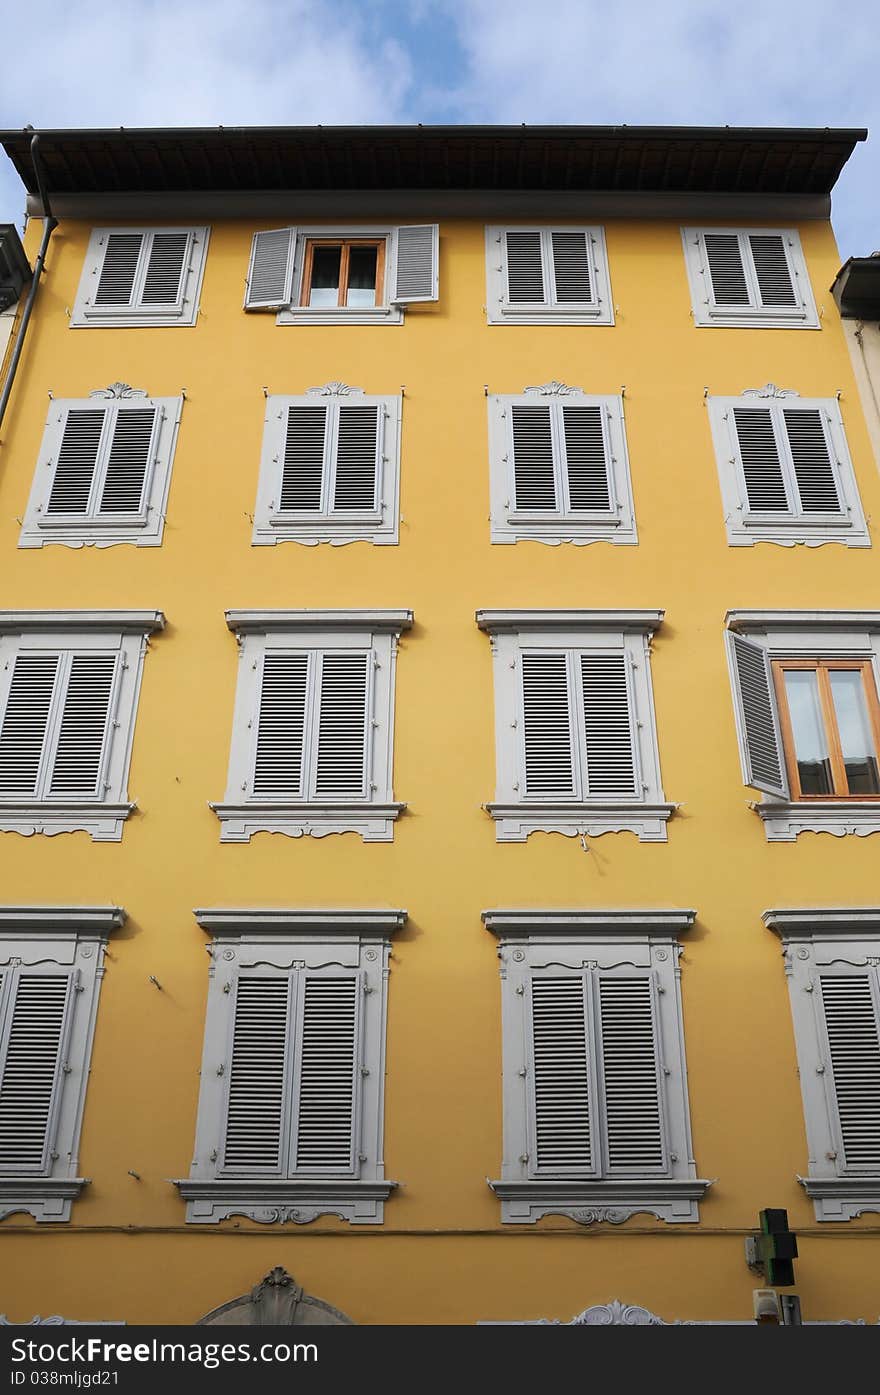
[487,381,636,546]
[0,611,164,841]
[252,383,401,547]
[484,225,614,326]
[764,907,880,1221]
[211,609,412,843]
[71,226,210,329]
[706,383,868,548]
[476,610,675,842]
[0,906,124,1223]
[482,909,712,1226]
[726,610,880,842]
[175,907,404,1226]
[681,226,819,329]
[19,383,183,550]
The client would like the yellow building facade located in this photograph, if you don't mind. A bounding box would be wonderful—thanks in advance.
[1,124,880,1326]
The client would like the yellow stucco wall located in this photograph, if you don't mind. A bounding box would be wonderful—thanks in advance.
[2,214,880,1324]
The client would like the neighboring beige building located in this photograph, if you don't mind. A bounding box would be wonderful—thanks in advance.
[832,253,880,471]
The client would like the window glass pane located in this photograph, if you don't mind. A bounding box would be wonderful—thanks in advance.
[346,246,378,307]
[783,670,833,795]
[308,246,341,306]
[829,670,880,795]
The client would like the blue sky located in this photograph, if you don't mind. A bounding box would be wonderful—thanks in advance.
[0,0,876,258]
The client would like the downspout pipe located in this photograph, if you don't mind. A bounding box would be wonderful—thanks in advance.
[0,131,58,439]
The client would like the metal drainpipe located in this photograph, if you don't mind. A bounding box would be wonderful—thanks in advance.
[0,131,58,439]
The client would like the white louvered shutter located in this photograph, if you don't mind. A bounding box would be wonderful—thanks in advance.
[732,408,790,513]
[222,974,292,1173]
[251,653,309,798]
[98,407,158,515]
[748,234,797,308]
[521,652,576,797]
[820,972,880,1170]
[390,225,439,303]
[580,653,638,796]
[292,974,360,1173]
[313,653,369,799]
[46,409,106,516]
[245,228,296,310]
[562,406,612,511]
[550,231,593,304]
[505,231,546,303]
[0,654,59,795]
[0,970,74,1174]
[598,975,665,1173]
[703,233,750,307]
[278,406,329,513]
[47,654,118,798]
[511,404,557,510]
[332,405,381,513]
[529,976,593,1174]
[140,233,190,307]
[94,233,145,307]
[725,632,787,797]
[783,409,842,514]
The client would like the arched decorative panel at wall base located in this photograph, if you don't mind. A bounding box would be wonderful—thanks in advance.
[197,1267,353,1326]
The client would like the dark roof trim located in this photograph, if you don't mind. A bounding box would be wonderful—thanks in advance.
[0,125,866,202]
[831,255,880,320]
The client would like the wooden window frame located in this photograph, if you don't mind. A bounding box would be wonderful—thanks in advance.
[772,658,880,801]
[299,239,386,309]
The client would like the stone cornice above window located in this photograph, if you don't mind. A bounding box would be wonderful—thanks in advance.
[0,610,165,635]
[763,907,880,936]
[0,906,125,934]
[477,609,664,635]
[482,908,696,938]
[726,610,880,636]
[225,609,413,636]
[194,907,407,936]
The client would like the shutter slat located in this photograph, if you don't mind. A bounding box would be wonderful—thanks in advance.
[821,975,880,1169]
[749,234,797,309]
[581,653,637,796]
[599,977,664,1171]
[704,233,750,306]
[784,409,841,514]
[94,233,143,307]
[294,977,358,1170]
[550,231,593,303]
[511,405,556,510]
[46,410,105,516]
[521,652,576,797]
[223,976,290,1170]
[0,655,59,795]
[99,408,156,514]
[140,233,189,306]
[333,406,379,512]
[531,977,592,1171]
[279,407,328,512]
[252,653,309,798]
[313,654,368,799]
[505,231,545,303]
[391,224,438,303]
[727,632,787,796]
[245,228,295,310]
[733,408,789,512]
[48,654,116,797]
[0,974,71,1171]
[563,406,611,511]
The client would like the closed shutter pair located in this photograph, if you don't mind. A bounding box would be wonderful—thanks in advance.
[814,971,880,1171]
[702,232,798,310]
[504,229,596,306]
[273,401,382,517]
[245,225,439,309]
[730,405,842,517]
[0,968,74,1173]
[0,652,118,799]
[509,401,614,515]
[521,651,638,799]
[93,231,192,310]
[251,651,370,800]
[44,403,160,521]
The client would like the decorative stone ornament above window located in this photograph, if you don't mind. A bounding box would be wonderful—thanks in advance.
[764,907,880,1221]
[252,384,401,546]
[487,382,636,545]
[725,611,880,841]
[0,905,124,1223]
[211,610,412,842]
[175,908,404,1226]
[244,224,439,325]
[482,908,711,1226]
[19,386,184,549]
[484,227,614,325]
[0,611,164,841]
[707,385,868,548]
[71,228,210,328]
[681,227,818,328]
[476,610,674,842]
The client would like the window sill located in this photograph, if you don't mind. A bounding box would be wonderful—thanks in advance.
[253,523,397,547]
[0,1178,89,1223]
[799,1175,880,1221]
[486,307,614,327]
[755,800,880,842]
[486,802,676,843]
[174,1178,397,1226]
[71,310,197,329]
[210,801,405,843]
[694,308,818,330]
[488,1178,712,1226]
[726,520,868,548]
[276,306,403,327]
[0,802,134,842]
[491,519,636,546]
[19,526,162,549]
